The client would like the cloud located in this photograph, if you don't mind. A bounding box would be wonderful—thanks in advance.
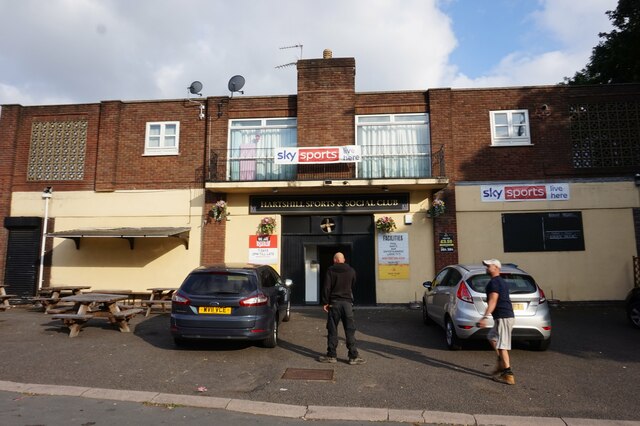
[447,0,617,88]
[0,0,618,106]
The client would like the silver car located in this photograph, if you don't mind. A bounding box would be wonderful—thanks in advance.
[422,263,551,351]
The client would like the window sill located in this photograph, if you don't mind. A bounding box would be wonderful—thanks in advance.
[142,151,180,156]
[490,142,533,147]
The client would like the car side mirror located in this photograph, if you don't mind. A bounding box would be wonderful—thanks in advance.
[284,279,293,287]
[423,281,432,290]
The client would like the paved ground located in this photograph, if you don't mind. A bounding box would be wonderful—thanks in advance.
[0,303,638,424]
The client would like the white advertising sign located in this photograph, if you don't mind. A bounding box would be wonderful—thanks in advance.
[481,183,570,202]
[377,233,409,264]
[274,145,361,164]
[248,235,278,264]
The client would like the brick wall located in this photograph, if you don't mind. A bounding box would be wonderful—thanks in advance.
[297,57,356,148]
[0,105,21,284]
[102,100,207,190]
[201,191,227,265]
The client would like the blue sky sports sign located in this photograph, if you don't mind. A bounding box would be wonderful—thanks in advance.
[275,146,361,164]
[481,183,570,202]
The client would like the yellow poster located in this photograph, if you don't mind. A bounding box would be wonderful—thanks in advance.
[379,264,409,280]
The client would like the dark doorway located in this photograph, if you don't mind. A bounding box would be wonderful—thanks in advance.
[3,217,42,297]
[281,215,375,305]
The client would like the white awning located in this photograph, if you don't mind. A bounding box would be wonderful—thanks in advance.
[47,227,190,250]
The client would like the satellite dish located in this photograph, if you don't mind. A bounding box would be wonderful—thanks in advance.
[188,81,203,96]
[228,75,245,96]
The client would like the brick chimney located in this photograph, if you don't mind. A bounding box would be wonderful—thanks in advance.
[296,49,356,148]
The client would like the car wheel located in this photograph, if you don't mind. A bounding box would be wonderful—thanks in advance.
[262,319,278,348]
[628,300,640,329]
[422,300,433,325]
[529,338,551,351]
[445,317,462,350]
[282,300,291,322]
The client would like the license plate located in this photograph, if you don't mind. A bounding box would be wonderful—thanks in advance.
[198,306,231,315]
[512,303,526,311]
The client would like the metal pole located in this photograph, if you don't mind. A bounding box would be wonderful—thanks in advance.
[37,190,51,291]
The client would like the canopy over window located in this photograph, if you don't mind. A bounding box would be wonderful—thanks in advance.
[47,227,190,250]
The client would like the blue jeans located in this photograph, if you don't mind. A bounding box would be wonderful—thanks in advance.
[326,300,359,359]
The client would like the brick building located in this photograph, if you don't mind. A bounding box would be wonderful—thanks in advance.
[1,50,639,304]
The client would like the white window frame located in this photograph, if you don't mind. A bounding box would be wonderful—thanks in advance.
[227,117,297,181]
[144,121,180,155]
[489,110,531,146]
[355,113,431,179]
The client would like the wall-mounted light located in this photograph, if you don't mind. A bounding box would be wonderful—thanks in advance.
[382,186,389,192]
[404,214,413,225]
[635,173,640,187]
[272,188,279,193]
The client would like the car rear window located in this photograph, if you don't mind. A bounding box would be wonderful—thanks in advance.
[467,273,537,294]
[181,272,257,296]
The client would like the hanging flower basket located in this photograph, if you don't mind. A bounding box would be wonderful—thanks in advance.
[257,216,277,236]
[375,216,396,233]
[209,200,229,222]
[428,199,446,218]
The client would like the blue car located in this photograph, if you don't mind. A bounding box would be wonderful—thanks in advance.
[170,264,292,348]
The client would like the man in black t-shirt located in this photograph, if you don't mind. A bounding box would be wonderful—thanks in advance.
[478,259,516,385]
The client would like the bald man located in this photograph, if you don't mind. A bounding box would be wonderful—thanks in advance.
[317,252,365,365]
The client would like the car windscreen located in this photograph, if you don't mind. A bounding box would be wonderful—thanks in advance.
[467,273,537,294]
[181,272,257,296]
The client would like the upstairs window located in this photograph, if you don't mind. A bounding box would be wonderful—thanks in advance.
[145,121,180,155]
[228,118,297,181]
[356,113,430,178]
[490,110,531,146]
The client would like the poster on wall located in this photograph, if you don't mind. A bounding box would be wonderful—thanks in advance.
[378,233,409,279]
[439,233,455,252]
[248,235,278,264]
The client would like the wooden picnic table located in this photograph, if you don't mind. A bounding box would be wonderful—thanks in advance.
[51,293,144,338]
[0,284,17,311]
[33,285,91,313]
[142,287,177,316]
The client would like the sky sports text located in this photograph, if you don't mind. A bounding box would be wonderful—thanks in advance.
[275,146,361,164]
[481,184,569,202]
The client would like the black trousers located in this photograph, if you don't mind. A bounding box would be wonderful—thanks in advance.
[326,300,359,359]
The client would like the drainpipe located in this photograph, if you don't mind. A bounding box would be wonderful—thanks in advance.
[38,187,53,291]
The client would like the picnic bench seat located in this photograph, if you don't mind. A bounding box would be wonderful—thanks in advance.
[31,296,58,303]
[51,313,95,338]
[140,299,172,315]
[51,313,95,322]
[112,308,144,320]
[46,306,76,314]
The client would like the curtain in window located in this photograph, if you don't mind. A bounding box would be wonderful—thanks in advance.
[357,124,430,178]
[229,128,296,181]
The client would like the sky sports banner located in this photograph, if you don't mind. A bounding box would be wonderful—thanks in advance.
[275,146,361,164]
[481,183,570,202]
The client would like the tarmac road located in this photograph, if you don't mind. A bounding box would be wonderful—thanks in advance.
[0,303,638,423]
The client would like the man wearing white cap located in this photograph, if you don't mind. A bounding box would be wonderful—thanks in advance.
[478,259,515,385]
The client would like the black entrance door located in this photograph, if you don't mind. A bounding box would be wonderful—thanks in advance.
[281,215,375,305]
[3,217,42,297]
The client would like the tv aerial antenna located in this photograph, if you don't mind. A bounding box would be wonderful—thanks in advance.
[275,44,303,69]
[187,81,205,120]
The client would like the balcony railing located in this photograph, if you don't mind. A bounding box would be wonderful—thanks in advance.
[207,145,445,182]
